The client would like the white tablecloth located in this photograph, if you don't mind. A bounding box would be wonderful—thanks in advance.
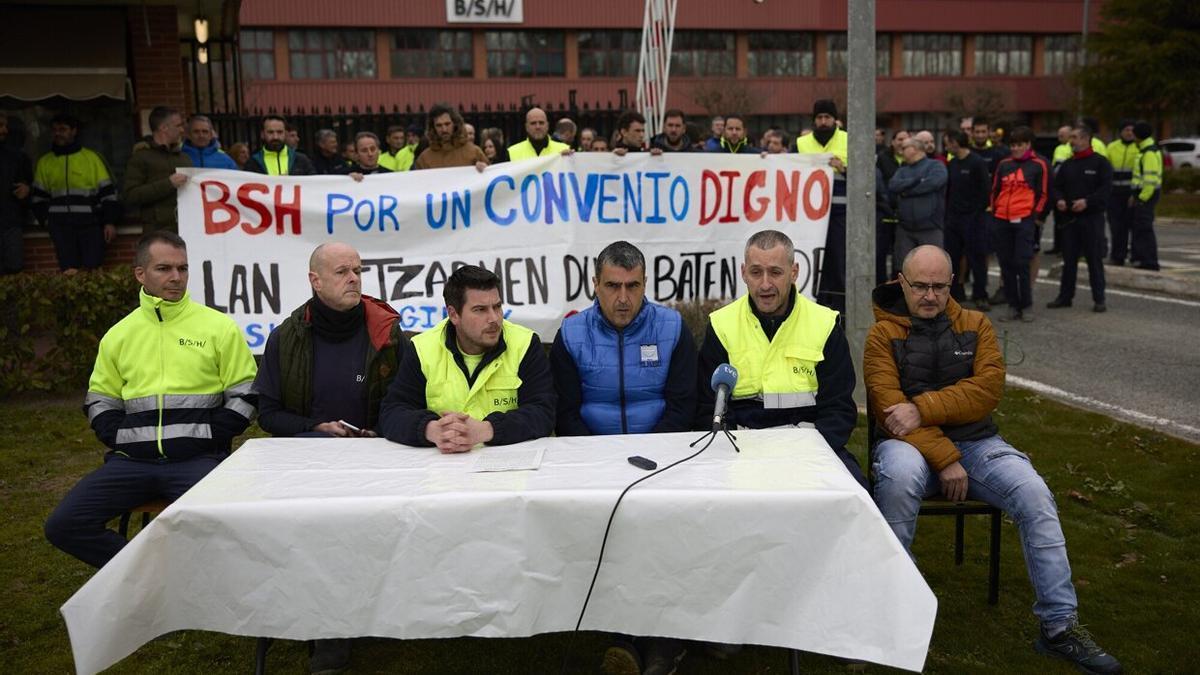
[61,428,936,673]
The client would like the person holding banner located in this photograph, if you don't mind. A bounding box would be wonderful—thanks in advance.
[412,103,488,171]
[378,265,555,452]
[507,108,571,161]
[696,229,867,489]
[343,132,392,181]
[705,113,759,155]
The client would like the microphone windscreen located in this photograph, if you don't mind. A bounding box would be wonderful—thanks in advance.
[710,363,739,391]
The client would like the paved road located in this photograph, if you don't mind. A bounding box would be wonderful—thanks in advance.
[991,220,1200,442]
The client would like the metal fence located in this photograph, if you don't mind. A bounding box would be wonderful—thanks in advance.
[208,98,629,154]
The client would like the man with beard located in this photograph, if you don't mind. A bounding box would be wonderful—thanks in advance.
[412,104,487,171]
[705,113,758,154]
[124,106,192,234]
[649,109,694,152]
[796,99,849,313]
[378,265,555,451]
[246,115,316,176]
[1105,119,1140,266]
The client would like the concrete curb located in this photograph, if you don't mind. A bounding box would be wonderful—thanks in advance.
[1047,261,1200,299]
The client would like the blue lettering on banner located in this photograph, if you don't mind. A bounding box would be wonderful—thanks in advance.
[397,305,512,331]
[485,175,516,225]
[645,172,669,224]
[426,190,471,230]
[244,322,278,349]
[520,174,542,222]
[327,194,352,234]
[327,193,402,234]
[597,174,619,224]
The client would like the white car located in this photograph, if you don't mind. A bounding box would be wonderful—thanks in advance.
[1160,138,1200,168]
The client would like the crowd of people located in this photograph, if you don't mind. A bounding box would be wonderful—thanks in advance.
[46,228,1123,674]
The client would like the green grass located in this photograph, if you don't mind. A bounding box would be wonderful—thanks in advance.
[1159,192,1200,220]
[2,389,1195,674]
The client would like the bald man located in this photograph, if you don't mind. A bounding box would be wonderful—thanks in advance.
[507,107,571,161]
[254,242,408,439]
[864,245,1121,675]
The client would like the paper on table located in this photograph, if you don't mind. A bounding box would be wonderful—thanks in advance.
[471,446,545,472]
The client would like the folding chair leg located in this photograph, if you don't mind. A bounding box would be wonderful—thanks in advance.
[954,513,965,565]
[117,513,132,539]
[988,511,1001,605]
[789,648,802,675]
[255,637,272,675]
[141,511,151,529]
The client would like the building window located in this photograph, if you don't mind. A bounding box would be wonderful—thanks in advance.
[670,31,735,77]
[485,31,564,77]
[390,30,471,78]
[975,34,1032,75]
[578,30,640,77]
[1044,35,1082,75]
[748,32,814,77]
[288,30,376,79]
[240,30,275,81]
[826,33,891,77]
[902,33,962,76]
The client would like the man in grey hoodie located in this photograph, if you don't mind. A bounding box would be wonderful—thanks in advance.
[888,137,948,265]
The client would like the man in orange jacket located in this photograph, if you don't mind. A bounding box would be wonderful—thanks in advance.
[864,245,1121,675]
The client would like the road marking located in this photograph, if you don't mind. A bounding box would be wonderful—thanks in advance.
[1007,374,1200,440]
[986,270,1200,308]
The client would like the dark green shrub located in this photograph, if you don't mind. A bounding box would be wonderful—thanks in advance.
[1164,167,1200,193]
[0,270,140,396]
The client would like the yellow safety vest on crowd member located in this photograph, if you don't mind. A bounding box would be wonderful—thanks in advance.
[1107,138,1141,193]
[795,128,849,166]
[379,144,417,172]
[31,146,118,226]
[1091,136,1108,157]
[412,319,533,420]
[1053,143,1072,165]
[708,290,838,409]
[1132,137,1163,202]
[507,138,570,161]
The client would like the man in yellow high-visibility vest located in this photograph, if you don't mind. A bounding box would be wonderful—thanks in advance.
[507,107,571,161]
[378,265,555,451]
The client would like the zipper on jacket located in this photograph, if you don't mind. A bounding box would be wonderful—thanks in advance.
[156,305,166,458]
[617,329,628,434]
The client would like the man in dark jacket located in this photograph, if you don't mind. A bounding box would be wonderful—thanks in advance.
[865,245,1121,675]
[943,129,993,308]
[1048,124,1112,312]
[254,242,407,438]
[246,115,316,176]
[705,113,759,154]
[251,241,405,673]
[378,265,555,451]
[550,240,696,674]
[123,106,192,233]
[888,137,948,265]
[0,116,33,274]
[649,109,695,153]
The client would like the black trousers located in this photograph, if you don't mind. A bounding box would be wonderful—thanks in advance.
[817,210,846,314]
[1106,190,1133,263]
[991,216,1036,311]
[946,211,990,301]
[1056,212,1106,304]
[1131,191,1160,269]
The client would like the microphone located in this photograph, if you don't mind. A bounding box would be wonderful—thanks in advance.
[710,364,739,431]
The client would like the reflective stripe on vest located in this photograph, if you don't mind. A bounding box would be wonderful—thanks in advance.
[708,292,838,407]
[413,319,533,421]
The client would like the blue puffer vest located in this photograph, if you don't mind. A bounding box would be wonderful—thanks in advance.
[560,300,682,434]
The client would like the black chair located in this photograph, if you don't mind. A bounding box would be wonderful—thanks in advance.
[866,423,1002,605]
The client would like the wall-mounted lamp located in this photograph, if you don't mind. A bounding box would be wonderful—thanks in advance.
[194,17,209,44]
[198,46,209,64]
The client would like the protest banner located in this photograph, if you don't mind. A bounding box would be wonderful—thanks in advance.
[178,152,832,352]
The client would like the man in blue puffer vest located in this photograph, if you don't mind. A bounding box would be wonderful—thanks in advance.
[551,240,697,436]
[549,240,698,675]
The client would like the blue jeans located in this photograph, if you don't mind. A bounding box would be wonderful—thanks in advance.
[871,435,1077,630]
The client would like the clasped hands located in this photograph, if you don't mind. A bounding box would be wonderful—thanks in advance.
[425,412,493,454]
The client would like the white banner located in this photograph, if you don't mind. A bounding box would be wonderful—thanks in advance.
[178,153,832,353]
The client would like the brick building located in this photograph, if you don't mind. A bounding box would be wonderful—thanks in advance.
[0,1,239,272]
[238,0,1103,135]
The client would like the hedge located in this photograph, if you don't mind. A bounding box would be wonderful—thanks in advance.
[1164,167,1200,194]
[0,269,139,396]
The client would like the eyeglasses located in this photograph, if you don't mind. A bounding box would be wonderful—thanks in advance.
[900,274,952,296]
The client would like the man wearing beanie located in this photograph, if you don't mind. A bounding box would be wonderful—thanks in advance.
[1128,121,1163,271]
[796,99,850,313]
[1106,119,1140,265]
